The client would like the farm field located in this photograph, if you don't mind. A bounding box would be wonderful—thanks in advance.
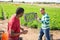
[0,2,60,30]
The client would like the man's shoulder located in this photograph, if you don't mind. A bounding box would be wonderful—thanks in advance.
[45,13,49,18]
[45,13,48,16]
[8,15,16,23]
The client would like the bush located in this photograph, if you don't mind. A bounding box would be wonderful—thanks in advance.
[23,22,27,26]
[0,16,3,19]
[30,23,38,29]
[22,1,25,3]
[50,26,58,30]
[27,21,38,29]
[50,15,60,30]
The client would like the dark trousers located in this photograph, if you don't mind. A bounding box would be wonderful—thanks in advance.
[19,37,22,40]
[38,28,50,40]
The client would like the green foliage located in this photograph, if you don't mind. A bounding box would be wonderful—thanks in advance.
[26,21,38,29]
[24,12,37,22]
[30,22,38,29]
[0,2,60,30]
[23,22,27,26]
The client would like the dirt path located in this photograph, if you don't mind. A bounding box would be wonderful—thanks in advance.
[21,26,60,40]
[0,20,60,40]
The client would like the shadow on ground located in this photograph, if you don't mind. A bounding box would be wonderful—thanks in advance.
[53,39,60,40]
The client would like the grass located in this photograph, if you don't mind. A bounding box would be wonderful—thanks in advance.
[0,2,60,30]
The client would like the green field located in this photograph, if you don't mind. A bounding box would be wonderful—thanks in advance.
[0,2,60,30]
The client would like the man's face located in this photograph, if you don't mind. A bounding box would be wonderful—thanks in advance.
[40,9,45,15]
[19,13,24,17]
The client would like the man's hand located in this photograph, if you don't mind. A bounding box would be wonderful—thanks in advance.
[20,27,28,34]
[37,17,41,21]
[22,30,28,34]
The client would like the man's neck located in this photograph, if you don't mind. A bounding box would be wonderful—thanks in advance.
[43,12,45,15]
[16,15,19,20]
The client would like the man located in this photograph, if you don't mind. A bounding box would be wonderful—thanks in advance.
[38,8,50,40]
[8,7,27,40]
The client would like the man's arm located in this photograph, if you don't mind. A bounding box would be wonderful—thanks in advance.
[20,27,24,31]
[11,30,23,37]
[37,17,41,22]
[20,27,28,34]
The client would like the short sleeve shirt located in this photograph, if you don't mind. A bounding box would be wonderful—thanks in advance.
[8,15,20,40]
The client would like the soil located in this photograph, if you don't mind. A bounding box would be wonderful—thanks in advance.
[0,19,60,40]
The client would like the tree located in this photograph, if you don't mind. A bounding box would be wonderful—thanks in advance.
[11,0,13,2]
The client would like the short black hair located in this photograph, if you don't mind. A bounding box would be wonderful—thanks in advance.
[41,8,45,10]
[16,7,24,15]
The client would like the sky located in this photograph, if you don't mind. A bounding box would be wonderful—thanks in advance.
[0,0,60,2]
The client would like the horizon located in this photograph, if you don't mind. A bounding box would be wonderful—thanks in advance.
[0,0,60,3]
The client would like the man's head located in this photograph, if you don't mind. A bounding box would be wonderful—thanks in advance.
[40,8,45,15]
[16,7,24,17]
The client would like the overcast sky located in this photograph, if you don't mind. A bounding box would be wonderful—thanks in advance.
[0,0,60,2]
